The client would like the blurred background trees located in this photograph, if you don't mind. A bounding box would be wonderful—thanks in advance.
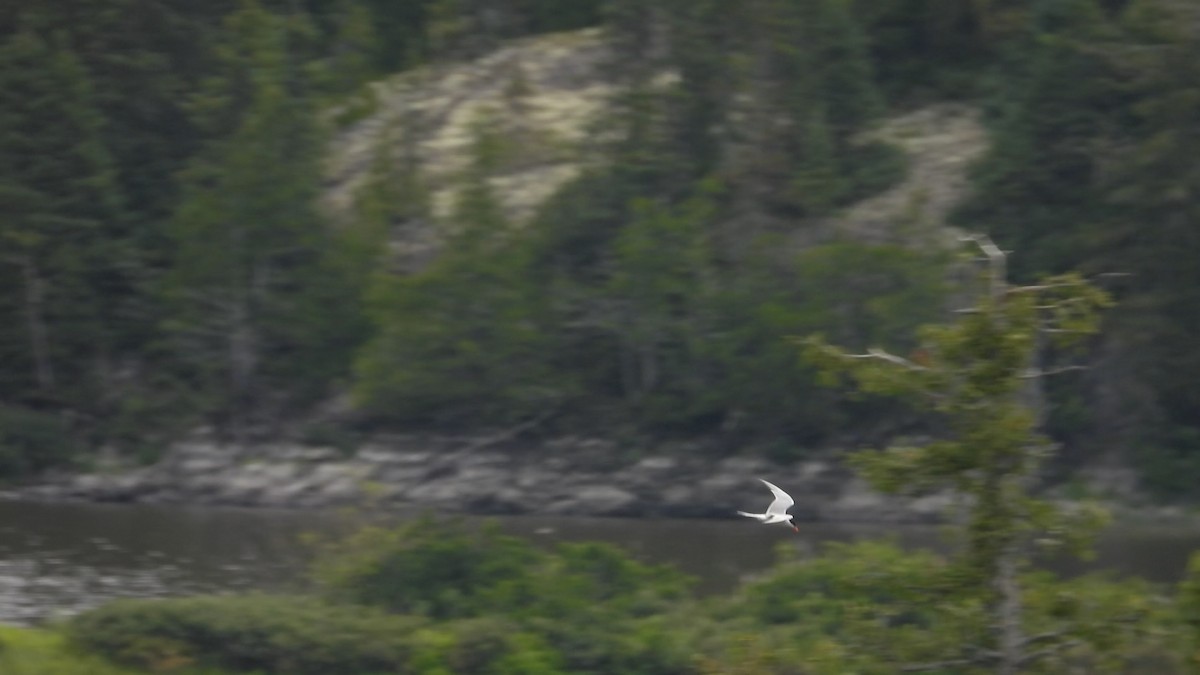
[1,0,1199,500]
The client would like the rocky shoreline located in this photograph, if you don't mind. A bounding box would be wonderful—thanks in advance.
[10,435,962,523]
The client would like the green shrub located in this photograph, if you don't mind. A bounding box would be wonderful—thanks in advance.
[311,517,696,673]
[312,517,543,619]
[66,595,425,674]
[1180,553,1200,664]
[0,625,158,675]
[313,517,691,620]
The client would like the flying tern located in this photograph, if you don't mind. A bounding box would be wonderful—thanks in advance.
[737,479,798,532]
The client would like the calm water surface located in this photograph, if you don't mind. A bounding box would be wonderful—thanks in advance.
[0,499,1196,625]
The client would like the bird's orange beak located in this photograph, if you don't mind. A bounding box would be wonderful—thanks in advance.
[791,525,799,533]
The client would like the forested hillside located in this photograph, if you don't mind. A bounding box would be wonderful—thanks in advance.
[2,0,1199,499]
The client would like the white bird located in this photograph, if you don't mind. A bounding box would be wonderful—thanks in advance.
[737,479,798,532]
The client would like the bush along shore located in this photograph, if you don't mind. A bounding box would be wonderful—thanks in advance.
[6,514,1199,675]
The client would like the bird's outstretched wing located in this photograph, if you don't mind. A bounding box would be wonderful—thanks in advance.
[759,479,794,516]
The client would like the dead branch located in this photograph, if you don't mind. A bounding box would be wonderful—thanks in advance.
[1034,298,1091,310]
[900,645,999,673]
[847,347,929,370]
[459,409,554,454]
[1019,365,1087,379]
[900,657,984,673]
[1007,282,1085,294]
[1016,639,1086,667]
[1019,629,1071,648]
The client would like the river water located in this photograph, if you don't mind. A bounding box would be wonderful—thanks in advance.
[0,499,1196,625]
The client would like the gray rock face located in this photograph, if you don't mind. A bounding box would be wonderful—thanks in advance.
[15,435,950,523]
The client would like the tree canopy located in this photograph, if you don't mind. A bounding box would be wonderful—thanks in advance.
[1,0,1200,501]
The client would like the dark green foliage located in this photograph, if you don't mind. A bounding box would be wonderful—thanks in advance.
[804,245,1130,671]
[0,0,925,459]
[0,28,127,412]
[1181,553,1200,663]
[1136,428,1200,500]
[312,516,690,620]
[67,593,574,674]
[354,144,559,426]
[348,0,603,70]
[856,0,1026,102]
[6,0,1200,492]
[313,518,544,619]
[69,527,689,674]
[707,541,1181,673]
[957,0,1124,279]
[65,518,1191,674]
[2,1,235,227]
[733,540,950,629]
[954,0,1200,495]
[163,0,361,433]
[1100,0,1200,488]
[66,595,426,674]
[0,406,79,478]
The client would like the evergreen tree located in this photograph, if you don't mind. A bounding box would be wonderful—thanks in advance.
[311,0,379,98]
[0,29,125,405]
[603,193,717,424]
[722,0,890,218]
[354,118,556,426]
[1098,0,1200,494]
[957,0,1122,279]
[806,237,1118,673]
[164,0,331,438]
[5,1,236,229]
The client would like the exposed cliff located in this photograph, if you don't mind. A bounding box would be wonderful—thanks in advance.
[324,28,988,266]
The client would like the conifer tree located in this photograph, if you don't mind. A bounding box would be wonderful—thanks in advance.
[0,29,124,403]
[311,0,378,98]
[164,0,329,439]
[957,0,1118,279]
[354,115,554,426]
[604,193,715,414]
[806,237,1115,673]
[1098,0,1200,493]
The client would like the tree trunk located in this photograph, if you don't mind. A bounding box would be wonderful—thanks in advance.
[227,261,262,446]
[19,254,54,390]
[994,540,1024,675]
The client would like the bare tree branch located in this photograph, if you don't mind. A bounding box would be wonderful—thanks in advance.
[1007,282,1086,294]
[1019,365,1087,379]
[900,657,984,673]
[1034,297,1091,309]
[459,408,555,454]
[846,348,929,370]
[1019,629,1071,648]
[1016,639,1086,667]
[900,645,999,673]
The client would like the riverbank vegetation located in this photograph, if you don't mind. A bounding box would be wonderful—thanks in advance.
[23,518,1199,674]
[3,1,1200,498]
[20,259,1200,673]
